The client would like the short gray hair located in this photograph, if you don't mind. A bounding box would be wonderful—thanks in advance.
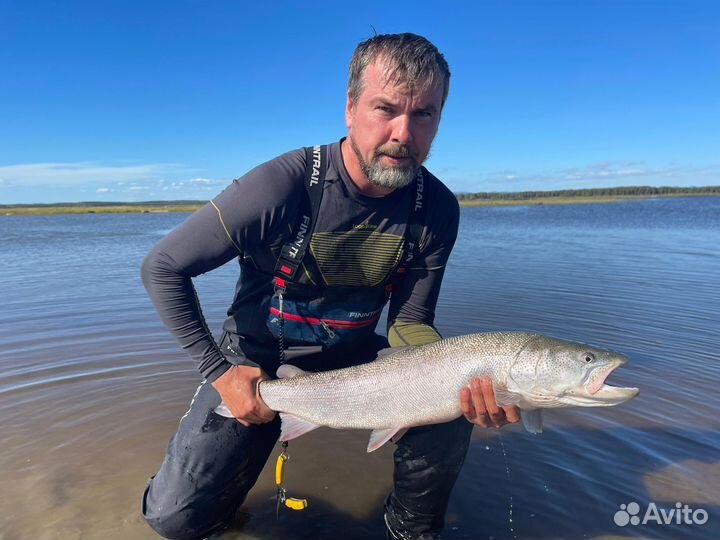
[348,33,450,107]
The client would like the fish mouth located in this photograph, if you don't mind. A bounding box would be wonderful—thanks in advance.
[569,357,639,406]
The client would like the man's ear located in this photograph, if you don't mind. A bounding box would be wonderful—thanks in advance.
[345,90,354,130]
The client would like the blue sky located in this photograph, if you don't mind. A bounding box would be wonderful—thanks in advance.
[1,0,718,204]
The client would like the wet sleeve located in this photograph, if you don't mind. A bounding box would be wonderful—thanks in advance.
[386,179,460,347]
[141,150,304,381]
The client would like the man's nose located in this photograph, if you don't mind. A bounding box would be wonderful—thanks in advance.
[390,114,413,145]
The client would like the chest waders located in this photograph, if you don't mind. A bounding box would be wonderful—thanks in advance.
[270,145,427,364]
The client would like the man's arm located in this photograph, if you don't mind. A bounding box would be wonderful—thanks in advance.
[141,201,240,382]
[141,149,305,423]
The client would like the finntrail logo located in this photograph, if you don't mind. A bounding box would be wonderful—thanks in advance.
[614,501,709,527]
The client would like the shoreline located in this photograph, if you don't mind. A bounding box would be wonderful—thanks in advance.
[1,193,718,216]
[1,204,204,216]
[458,193,720,207]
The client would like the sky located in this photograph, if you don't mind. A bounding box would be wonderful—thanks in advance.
[1,0,718,204]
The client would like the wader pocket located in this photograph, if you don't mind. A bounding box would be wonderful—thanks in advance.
[266,291,386,347]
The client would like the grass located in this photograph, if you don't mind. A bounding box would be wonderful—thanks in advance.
[1,204,204,216]
[458,196,627,207]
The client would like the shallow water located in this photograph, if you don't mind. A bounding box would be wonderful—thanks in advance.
[1,197,718,540]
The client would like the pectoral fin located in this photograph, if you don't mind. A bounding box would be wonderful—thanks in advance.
[367,427,407,452]
[492,382,523,407]
[277,364,307,379]
[214,402,233,418]
[279,413,320,441]
[521,409,543,434]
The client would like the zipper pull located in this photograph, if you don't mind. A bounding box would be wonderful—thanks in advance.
[320,320,336,339]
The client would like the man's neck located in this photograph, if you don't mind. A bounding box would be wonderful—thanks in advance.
[340,138,395,198]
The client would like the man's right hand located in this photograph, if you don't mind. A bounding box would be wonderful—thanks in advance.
[211,365,276,426]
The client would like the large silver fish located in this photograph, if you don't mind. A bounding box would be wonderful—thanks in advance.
[215,332,639,452]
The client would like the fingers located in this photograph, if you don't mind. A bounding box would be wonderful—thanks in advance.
[461,377,521,429]
[460,386,481,424]
[233,404,275,426]
[254,379,277,423]
[236,396,276,425]
[480,378,504,428]
[504,404,521,425]
[460,379,490,427]
[224,373,276,426]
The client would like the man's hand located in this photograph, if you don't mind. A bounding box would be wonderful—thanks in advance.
[211,365,276,426]
[460,377,521,429]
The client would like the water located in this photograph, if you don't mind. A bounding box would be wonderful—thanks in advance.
[1,197,718,540]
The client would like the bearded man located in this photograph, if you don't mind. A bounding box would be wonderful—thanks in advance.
[141,32,519,540]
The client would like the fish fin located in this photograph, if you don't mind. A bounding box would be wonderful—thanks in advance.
[391,428,409,444]
[521,409,543,434]
[213,401,234,418]
[277,364,307,379]
[367,427,405,452]
[493,382,523,407]
[375,346,409,358]
[279,413,320,441]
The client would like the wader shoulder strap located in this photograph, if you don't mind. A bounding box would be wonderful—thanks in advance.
[403,168,427,266]
[274,145,328,280]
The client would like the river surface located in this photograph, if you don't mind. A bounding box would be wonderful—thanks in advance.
[1,197,718,540]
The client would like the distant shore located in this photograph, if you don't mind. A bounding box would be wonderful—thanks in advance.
[1,203,204,216]
[459,195,628,207]
[2,191,718,215]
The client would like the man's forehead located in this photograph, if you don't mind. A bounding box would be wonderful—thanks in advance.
[363,59,444,106]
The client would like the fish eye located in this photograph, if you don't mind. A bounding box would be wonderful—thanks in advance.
[584,352,595,363]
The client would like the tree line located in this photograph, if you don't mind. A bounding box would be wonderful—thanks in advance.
[456,185,720,201]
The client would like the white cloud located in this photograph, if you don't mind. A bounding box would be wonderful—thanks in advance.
[169,177,224,189]
[0,162,190,187]
[449,162,720,193]
[96,187,113,193]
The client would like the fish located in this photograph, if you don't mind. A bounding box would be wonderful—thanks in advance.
[214,332,639,452]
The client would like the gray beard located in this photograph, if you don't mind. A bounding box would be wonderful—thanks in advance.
[349,136,419,190]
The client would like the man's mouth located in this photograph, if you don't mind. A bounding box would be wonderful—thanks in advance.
[376,144,417,166]
[380,154,412,165]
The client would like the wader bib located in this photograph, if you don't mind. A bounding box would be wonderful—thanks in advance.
[266,145,427,354]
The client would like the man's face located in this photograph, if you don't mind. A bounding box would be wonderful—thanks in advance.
[346,60,444,190]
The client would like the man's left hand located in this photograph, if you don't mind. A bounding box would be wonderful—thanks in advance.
[460,377,521,428]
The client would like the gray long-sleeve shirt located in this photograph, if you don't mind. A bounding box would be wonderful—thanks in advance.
[142,140,459,382]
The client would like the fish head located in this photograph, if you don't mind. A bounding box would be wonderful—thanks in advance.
[508,335,639,408]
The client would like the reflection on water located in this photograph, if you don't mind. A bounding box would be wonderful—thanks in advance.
[1,198,719,539]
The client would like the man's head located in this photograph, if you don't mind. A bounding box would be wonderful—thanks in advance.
[344,33,450,193]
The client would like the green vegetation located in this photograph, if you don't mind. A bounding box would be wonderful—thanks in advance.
[457,185,720,206]
[459,196,626,207]
[2,187,719,215]
[1,201,206,216]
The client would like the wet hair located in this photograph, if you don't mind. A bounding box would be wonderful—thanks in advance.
[348,32,451,107]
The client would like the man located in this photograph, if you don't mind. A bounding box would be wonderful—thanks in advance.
[141,33,519,540]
